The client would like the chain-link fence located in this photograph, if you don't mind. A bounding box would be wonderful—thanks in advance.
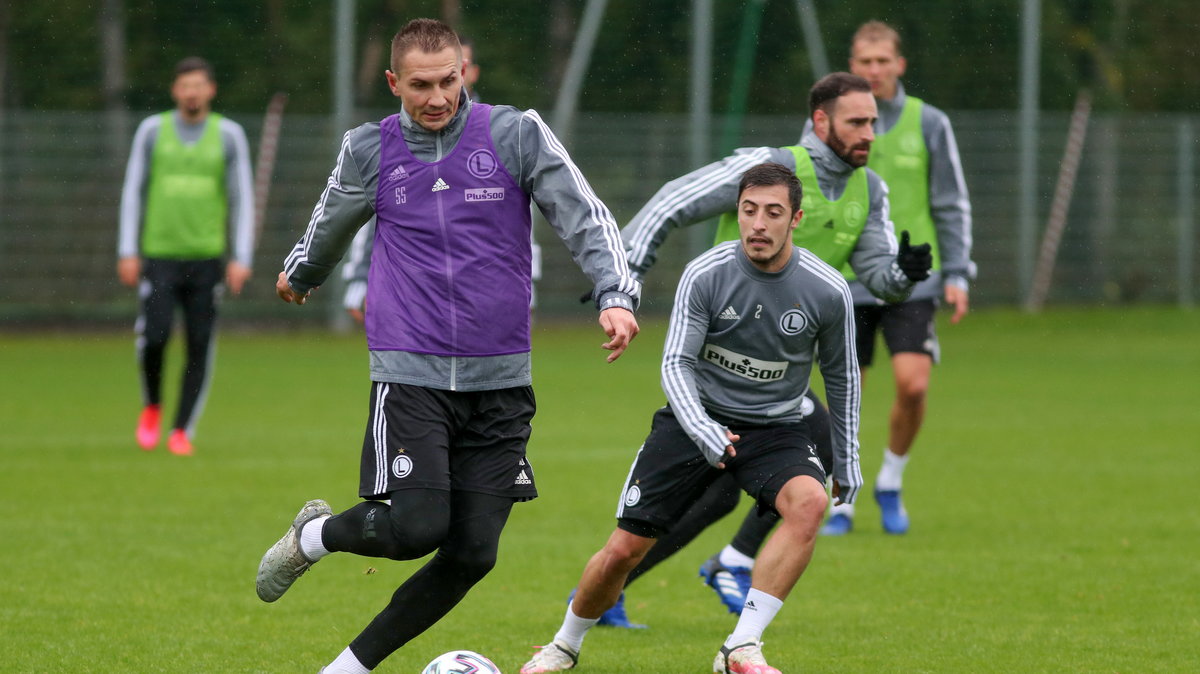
[1,107,1195,327]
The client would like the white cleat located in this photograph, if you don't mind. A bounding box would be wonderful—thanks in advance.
[256,499,332,602]
[713,641,780,674]
[520,640,579,673]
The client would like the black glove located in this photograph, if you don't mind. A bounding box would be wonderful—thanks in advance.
[896,230,932,282]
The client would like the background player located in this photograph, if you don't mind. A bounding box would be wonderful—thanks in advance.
[822,20,975,535]
[117,56,255,456]
[521,163,861,674]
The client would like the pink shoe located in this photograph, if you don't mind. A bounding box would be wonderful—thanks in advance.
[136,405,161,450]
[167,429,193,456]
[713,641,780,674]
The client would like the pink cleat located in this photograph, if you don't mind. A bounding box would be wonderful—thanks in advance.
[167,429,193,456]
[713,641,780,674]
[136,405,161,450]
[520,640,578,673]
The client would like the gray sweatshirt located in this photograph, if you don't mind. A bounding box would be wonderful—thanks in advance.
[663,242,863,503]
[283,91,639,391]
[622,133,914,305]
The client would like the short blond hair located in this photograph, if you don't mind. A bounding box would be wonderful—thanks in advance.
[852,20,902,55]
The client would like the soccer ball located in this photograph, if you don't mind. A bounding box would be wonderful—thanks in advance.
[421,650,502,674]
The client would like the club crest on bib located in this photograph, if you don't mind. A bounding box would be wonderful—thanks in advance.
[467,149,498,178]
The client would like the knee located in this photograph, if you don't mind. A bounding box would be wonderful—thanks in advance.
[382,512,449,561]
[896,377,928,405]
[776,478,828,529]
[600,531,653,575]
[439,542,499,581]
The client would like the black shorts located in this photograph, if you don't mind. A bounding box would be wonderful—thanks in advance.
[616,406,825,538]
[854,298,940,367]
[358,382,538,502]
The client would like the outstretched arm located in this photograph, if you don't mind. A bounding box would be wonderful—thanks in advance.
[622,146,784,278]
[280,126,375,301]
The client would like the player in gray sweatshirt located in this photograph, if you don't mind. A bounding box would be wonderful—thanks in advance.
[521,163,861,674]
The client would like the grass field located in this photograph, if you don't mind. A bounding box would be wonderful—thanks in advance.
[2,307,1198,673]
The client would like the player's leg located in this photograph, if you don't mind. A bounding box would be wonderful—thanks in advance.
[524,527,657,674]
[744,475,826,600]
[709,390,831,585]
[591,472,739,629]
[524,406,720,674]
[875,299,938,534]
[256,382,459,603]
[625,473,741,587]
[134,258,176,449]
[716,427,826,674]
[169,259,223,454]
[341,490,515,671]
[320,488,451,559]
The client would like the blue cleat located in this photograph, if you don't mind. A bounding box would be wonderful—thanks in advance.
[874,488,910,534]
[819,512,854,536]
[567,589,647,629]
[698,554,752,615]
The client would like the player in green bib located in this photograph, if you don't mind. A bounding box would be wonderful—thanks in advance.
[815,20,975,537]
[117,57,255,456]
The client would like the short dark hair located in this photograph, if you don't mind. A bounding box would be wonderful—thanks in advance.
[390,18,461,72]
[808,72,871,117]
[738,163,803,215]
[174,57,215,82]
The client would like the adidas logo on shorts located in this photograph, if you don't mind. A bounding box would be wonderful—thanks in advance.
[514,470,532,485]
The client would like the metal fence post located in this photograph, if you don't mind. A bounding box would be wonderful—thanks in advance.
[1179,118,1195,308]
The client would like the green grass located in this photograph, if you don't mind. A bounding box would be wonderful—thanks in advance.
[2,307,1198,673]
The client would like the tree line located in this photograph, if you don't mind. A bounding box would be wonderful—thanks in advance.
[3,0,1195,116]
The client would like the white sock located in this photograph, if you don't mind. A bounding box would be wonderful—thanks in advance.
[718,544,755,570]
[553,603,599,652]
[300,516,331,562]
[324,646,370,674]
[829,501,855,518]
[875,448,909,491]
[725,589,784,647]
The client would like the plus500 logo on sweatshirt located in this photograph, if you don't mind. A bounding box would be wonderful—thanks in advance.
[703,343,787,381]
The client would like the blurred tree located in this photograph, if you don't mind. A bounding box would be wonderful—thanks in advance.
[2,0,1196,114]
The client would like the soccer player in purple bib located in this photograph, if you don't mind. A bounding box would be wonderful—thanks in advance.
[255,19,640,674]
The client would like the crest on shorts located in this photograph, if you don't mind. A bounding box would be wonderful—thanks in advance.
[623,485,642,507]
[392,454,413,478]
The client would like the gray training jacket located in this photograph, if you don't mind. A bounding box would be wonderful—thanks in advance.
[283,90,640,391]
[801,81,976,304]
[622,132,914,305]
[663,242,863,503]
